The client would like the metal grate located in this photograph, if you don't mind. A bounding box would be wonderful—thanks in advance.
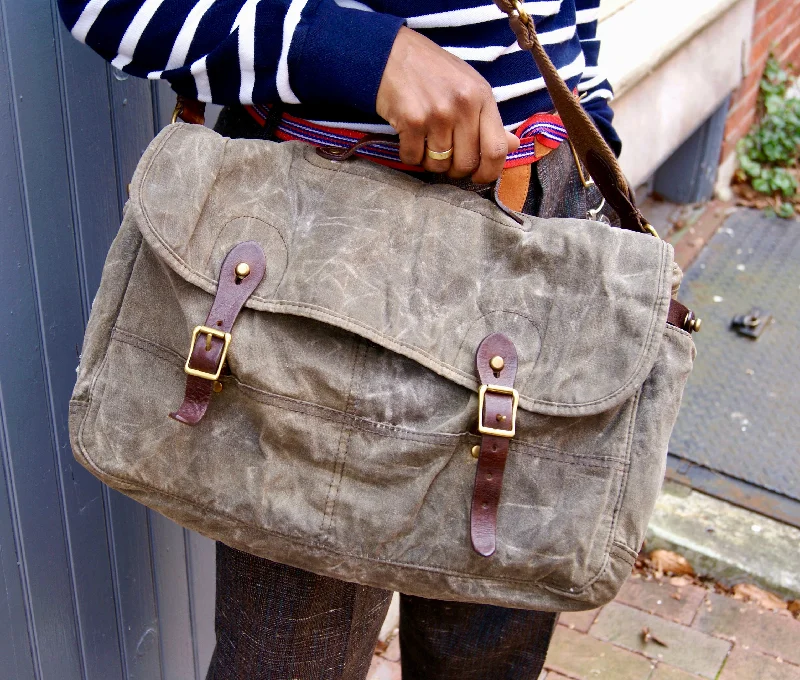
[670,210,800,504]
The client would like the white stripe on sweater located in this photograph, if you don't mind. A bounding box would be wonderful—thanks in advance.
[236,0,259,103]
[191,56,212,101]
[165,0,217,70]
[111,0,167,70]
[406,1,561,29]
[333,0,375,10]
[72,0,112,42]
[577,73,605,91]
[492,50,583,101]
[580,87,612,103]
[277,0,308,104]
[576,7,600,23]
[443,24,574,60]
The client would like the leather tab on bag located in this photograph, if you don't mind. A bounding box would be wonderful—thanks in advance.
[496,164,531,213]
[471,333,519,557]
[667,298,701,333]
[173,95,206,125]
[170,242,266,425]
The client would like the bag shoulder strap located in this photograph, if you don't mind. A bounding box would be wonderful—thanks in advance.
[492,0,652,234]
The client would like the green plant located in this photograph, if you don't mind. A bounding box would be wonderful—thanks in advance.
[736,55,800,217]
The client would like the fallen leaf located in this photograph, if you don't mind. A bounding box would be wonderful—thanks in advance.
[788,600,800,619]
[641,626,669,647]
[669,575,694,587]
[732,583,788,611]
[649,550,694,577]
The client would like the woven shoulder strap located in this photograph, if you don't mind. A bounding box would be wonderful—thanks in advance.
[492,0,652,234]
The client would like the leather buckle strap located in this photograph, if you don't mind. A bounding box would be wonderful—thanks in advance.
[171,95,206,125]
[668,298,702,333]
[478,384,519,438]
[184,326,232,380]
[170,242,266,425]
[470,333,519,557]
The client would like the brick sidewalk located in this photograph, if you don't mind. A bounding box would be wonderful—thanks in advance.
[368,575,800,679]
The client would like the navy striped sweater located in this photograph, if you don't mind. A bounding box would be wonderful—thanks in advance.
[57,0,619,152]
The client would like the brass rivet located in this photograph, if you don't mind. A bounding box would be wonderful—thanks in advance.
[496,414,507,422]
[235,262,251,278]
[212,381,223,393]
[471,445,481,458]
[489,355,505,371]
[690,317,702,333]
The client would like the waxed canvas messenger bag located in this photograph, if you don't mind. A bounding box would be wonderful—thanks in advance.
[68,2,698,612]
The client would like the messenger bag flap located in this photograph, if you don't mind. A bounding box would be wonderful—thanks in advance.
[129,123,674,417]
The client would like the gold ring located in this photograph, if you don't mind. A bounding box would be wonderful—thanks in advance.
[425,146,453,161]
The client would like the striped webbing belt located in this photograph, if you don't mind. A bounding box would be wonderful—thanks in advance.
[245,104,567,172]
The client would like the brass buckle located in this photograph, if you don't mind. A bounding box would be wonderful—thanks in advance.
[478,385,520,438]
[568,140,594,189]
[171,101,183,125]
[643,223,660,238]
[184,326,231,381]
[512,0,531,22]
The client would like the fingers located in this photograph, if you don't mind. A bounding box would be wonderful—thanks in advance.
[448,108,481,179]
[506,130,521,154]
[376,27,515,181]
[397,119,426,167]
[422,122,454,174]
[472,101,510,184]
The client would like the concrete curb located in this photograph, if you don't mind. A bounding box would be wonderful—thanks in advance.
[646,481,800,600]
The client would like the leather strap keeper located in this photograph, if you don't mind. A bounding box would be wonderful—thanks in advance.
[170,241,266,424]
[471,333,520,557]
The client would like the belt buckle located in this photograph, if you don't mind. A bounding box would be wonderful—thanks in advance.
[184,325,232,381]
[477,384,519,438]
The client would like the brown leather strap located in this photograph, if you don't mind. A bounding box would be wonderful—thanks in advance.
[667,298,700,333]
[492,0,649,234]
[316,133,400,161]
[173,95,207,125]
[170,242,266,424]
[471,333,519,556]
[496,164,532,213]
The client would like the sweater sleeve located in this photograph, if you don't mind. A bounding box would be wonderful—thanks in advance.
[56,0,405,112]
[574,0,621,155]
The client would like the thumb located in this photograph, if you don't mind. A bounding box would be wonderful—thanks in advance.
[505,130,521,153]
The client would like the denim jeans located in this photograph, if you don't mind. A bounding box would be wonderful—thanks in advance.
[203,104,611,680]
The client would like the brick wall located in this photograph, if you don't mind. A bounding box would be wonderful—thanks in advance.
[720,0,800,162]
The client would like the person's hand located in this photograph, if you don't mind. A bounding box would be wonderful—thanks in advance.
[376,26,520,183]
